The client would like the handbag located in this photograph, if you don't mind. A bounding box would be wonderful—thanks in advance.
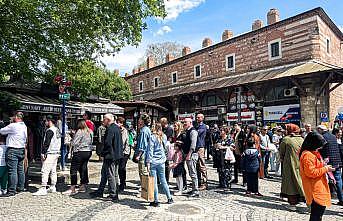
[225,147,236,163]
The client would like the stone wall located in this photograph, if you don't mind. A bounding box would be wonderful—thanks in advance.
[329,83,343,124]
[126,9,342,98]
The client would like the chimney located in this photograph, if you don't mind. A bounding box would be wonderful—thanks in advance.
[146,56,155,69]
[267,8,280,25]
[222,30,234,41]
[125,73,129,77]
[202,38,212,48]
[138,66,144,73]
[182,47,191,56]
[252,19,263,31]
[132,69,137,75]
[165,53,174,62]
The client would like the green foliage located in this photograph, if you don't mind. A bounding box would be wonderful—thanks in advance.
[0,92,22,115]
[46,60,132,101]
[0,0,166,81]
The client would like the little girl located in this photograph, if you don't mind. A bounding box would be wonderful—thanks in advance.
[241,138,262,197]
[169,141,184,196]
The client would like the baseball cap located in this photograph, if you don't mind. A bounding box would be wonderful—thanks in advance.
[317,125,328,131]
[15,112,24,119]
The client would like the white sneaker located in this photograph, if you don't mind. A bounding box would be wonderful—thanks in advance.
[33,187,48,196]
[48,186,56,193]
[1,189,7,195]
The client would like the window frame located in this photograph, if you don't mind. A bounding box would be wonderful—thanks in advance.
[194,64,202,79]
[326,37,330,54]
[225,53,235,72]
[268,38,282,61]
[153,76,160,88]
[171,71,178,85]
[139,81,144,92]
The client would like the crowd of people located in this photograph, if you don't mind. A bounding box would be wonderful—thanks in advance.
[0,111,342,221]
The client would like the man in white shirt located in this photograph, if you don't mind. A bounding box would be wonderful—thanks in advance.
[0,112,27,197]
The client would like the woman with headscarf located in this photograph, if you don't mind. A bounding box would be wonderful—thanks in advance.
[299,132,333,221]
[279,123,305,211]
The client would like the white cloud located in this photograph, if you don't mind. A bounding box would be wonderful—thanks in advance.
[162,0,205,21]
[155,25,172,36]
[101,46,145,75]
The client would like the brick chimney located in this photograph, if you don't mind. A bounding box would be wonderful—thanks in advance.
[202,38,212,48]
[252,19,263,31]
[138,66,144,73]
[165,53,174,62]
[182,47,191,56]
[222,30,234,41]
[267,8,280,25]
[146,56,155,69]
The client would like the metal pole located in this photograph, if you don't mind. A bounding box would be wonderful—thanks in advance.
[61,74,66,170]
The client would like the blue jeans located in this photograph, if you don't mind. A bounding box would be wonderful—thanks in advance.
[5,148,25,194]
[262,151,271,177]
[333,170,343,202]
[150,163,171,203]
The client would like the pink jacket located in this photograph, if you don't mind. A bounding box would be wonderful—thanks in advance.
[169,151,183,169]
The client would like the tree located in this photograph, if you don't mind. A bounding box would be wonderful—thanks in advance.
[47,60,132,101]
[0,0,166,81]
[137,41,185,67]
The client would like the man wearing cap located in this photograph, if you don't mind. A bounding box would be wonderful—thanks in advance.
[317,125,343,206]
[0,112,27,197]
[33,115,61,196]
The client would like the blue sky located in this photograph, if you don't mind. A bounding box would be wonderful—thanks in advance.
[101,0,343,75]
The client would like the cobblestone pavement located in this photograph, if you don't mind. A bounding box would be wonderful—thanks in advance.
[1,159,342,221]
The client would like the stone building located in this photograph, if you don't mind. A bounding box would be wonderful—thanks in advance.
[125,7,343,127]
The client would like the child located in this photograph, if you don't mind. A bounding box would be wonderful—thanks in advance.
[169,141,184,196]
[0,136,8,195]
[241,137,262,197]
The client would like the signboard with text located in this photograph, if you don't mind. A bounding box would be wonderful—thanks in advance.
[227,111,255,122]
[178,113,196,121]
[263,104,300,122]
[20,103,81,115]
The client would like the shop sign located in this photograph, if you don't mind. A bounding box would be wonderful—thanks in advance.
[20,103,81,115]
[84,107,124,114]
[227,111,255,122]
[263,104,300,122]
[206,116,219,121]
[201,106,217,111]
[178,113,196,121]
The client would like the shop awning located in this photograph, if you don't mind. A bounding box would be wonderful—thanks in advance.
[136,60,337,101]
[8,92,82,115]
[5,92,124,115]
[70,101,124,115]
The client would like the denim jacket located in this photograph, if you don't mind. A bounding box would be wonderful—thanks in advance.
[135,126,151,156]
[145,134,167,166]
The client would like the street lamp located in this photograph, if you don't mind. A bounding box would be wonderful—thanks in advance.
[54,73,72,171]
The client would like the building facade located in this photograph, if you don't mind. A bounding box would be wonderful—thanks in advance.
[125,7,343,127]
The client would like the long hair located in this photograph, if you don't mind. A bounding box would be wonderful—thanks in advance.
[152,123,164,144]
[299,131,326,158]
[77,119,90,133]
[174,121,184,135]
